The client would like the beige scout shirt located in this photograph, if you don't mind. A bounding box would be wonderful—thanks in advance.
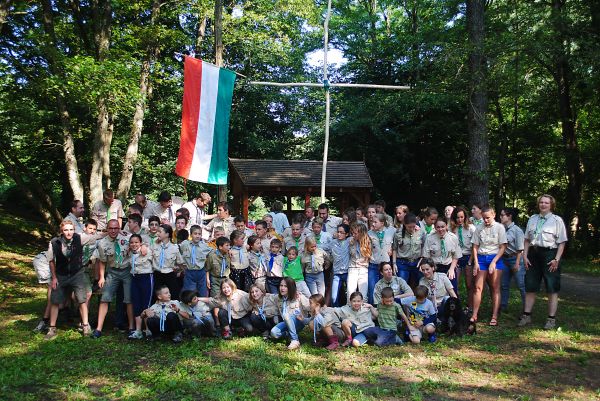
[301,248,330,274]
[96,234,130,269]
[419,272,454,307]
[368,229,394,264]
[123,249,154,275]
[373,276,413,305]
[230,245,250,270]
[453,224,477,255]
[275,294,310,318]
[150,242,185,274]
[333,304,375,333]
[205,249,231,278]
[524,213,568,249]
[251,293,280,318]
[205,216,235,238]
[422,232,463,265]
[91,199,124,231]
[311,306,341,328]
[348,239,370,269]
[472,222,507,255]
[179,240,212,270]
[393,229,426,260]
[207,290,252,320]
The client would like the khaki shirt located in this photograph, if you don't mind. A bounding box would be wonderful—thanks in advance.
[205,249,231,278]
[151,242,185,273]
[422,232,463,265]
[311,306,341,328]
[393,228,426,260]
[333,305,375,333]
[64,213,85,234]
[504,223,525,256]
[230,245,250,270]
[307,232,334,254]
[321,215,343,235]
[207,290,252,319]
[275,294,310,318]
[452,224,477,255]
[251,293,280,318]
[524,213,568,249]
[248,251,268,279]
[141,199,159,220]
[96,234,130,269]
[179,240,212,270]
[373,276,413,305]
[283,235,306,255]
[123,249,154,275]
[265,253,284,277]
[205,216,235,238]
[348,239,369,269]
[368,229,393,264]
[419,273,454,307]
[147,301,180,316]
[91,199,124,231]
[179,300,211,320]
[473,222,507,255]
[301,248,330,274]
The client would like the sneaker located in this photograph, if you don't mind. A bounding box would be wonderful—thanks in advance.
[287,340,301,350]
[517,314,532,327]
[428,334,437,343]
[221,329,232,340]
[262,330,270,341]
[341,338,353,347]
[33,319,48,333]
[144,329,153,338]
[172,332,184,343]
[82,324,92,336]
[91,329,102,339]
[544,318,556,330]
[44,327,57,341]
[128,330,144,340]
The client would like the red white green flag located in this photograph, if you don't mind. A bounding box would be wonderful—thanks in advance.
[175,56,236,184]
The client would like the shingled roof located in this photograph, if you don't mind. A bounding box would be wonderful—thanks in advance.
[229,158,373,189]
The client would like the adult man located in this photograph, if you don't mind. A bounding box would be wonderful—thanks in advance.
[204,201,235,238]
[93,219,132,338]
[269,201,290,235]
[91,189,124,231]
[152,191,182,227]
[182,192,216,226]
[304,206,315,230]
[317,203,342,234]
[64,200,85,234]
[134,194,159,221]
[44,220,92,340]
[283,222,307,254]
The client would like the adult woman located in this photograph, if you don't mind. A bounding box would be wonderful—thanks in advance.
[393,205,409,229]
[499,208,525,314]
[392,213,425,287]
[519,195,567,330]
[450,206,476,304]
[422,218,462,293]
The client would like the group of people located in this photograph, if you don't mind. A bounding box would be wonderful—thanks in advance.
[34,190,568,351]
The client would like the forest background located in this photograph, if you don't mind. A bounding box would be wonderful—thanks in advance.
[1,0,599,256]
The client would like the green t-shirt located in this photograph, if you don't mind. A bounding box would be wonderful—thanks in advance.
[283,257,304,282]
[377,303,404,331]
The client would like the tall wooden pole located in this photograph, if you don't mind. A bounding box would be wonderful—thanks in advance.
[214,0,227,203]
[320,0,332,203]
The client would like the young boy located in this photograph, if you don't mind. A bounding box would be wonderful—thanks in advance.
[283,246,311,298]
[233,215,255,238]
[401,285,438,343]
[147,216,160,246]
[283,222,306,255]
[174,215,189,242]
[266,239,284,294]
[141,285,184,343]
[372,287,410,346]
[306,294,344,350]
[207,226,226,249]
[180,225,212,297]
[205,236,231,297]
[178,289,216,337]
[247,235,267,291]
[308,218,333,254]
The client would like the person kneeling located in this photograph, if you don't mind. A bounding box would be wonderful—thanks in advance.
[178,289,216,337]
[307,294,345,350]
[141,286,184,343]
[400,285,437,343]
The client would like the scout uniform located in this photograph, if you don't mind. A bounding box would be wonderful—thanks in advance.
[373,276,413,305]
[230,244,252,291]
[96,233,131,303]
[248,250,268,291]
[180,239,212,297]
[123,248,154,317]
[205,249,231,297]
[91,199,125,231]
[472,222,507,270]
[151,241,185,300]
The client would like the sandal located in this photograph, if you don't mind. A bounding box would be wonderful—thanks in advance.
[489,318,498,326]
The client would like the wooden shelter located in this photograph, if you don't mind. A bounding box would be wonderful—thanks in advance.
[229,158,373,220]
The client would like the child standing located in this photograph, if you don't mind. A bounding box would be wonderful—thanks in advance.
[301,237,330,296]
[125,234,155,340]
[265,239,284,294]
[141,285,184,343]
[306,294,345,350]
[180,225,212,297]
[283,246,311,298]
[247,235,268,291]
[270,277,310,350]
[229,230,253,292]
[151,224,185,301]
[178,289,216,337]
[330,224,350,307]
[401,285,438,343]
[205,237,232,297]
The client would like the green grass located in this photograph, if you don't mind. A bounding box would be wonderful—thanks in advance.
[561,258,600,277]
[1,210,599,400]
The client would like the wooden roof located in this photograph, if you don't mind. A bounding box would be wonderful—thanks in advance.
[229,158,373,189]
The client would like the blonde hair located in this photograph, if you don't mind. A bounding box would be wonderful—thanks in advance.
[537,194,556,211]
[304,237,317,251]
[248,284,265,305]
[219,278,237,300]
[351,223,372,259]
[60,220,75,231]
[393,205,409,228]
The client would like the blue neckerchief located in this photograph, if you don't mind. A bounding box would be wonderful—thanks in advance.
[130,252,138,275]
[269,253,277,273]
[220,254,227,277]
[257,298,266,322]
[232,245,244,264]
[313,313,324,343]
[190,243,198,266]
[159,304,166,332]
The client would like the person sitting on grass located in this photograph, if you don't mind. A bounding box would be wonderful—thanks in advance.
[306,294,345,350]
[333,291,378,347]
[140,285,184,343]
[373,261,413,306]
[248,284,280,340]
[418,258,458,316]
[372,287,411,346]
[401,285,438,344]
[270,277,310,350]
[178,289,216,337]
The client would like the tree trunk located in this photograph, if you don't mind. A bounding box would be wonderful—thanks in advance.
[551,0,582,238]
[492,92,507,214]
[116,0,161,200]
[214,0,227,202]
[466,0,489,207]
[40,0,85,201]
[89,0,112,205]
[195,15,208,55]
[0,0,11,33]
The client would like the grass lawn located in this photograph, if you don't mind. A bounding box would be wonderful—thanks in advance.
[0,211,599,400]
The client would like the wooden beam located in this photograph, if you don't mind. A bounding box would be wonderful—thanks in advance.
[242,190,249,222]
[305,193,311,208]
[287,195,292,212]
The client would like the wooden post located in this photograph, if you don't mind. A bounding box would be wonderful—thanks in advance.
[214,0,227,203]
[305,193,311,208]
[286,195,292,213]
[242,190,249,222]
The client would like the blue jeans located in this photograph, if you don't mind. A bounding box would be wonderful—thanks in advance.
[270,313,306,341]
[331,273,348,306]
[305,272,325,296]
[396,260,421,286]
[367,263,381,305]
[501,255,525,310]
[353,326,381,346]
[183,269,208,297]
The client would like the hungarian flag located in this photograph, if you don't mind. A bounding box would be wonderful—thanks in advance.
[175,56,236,184]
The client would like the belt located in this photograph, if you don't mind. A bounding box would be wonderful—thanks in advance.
[398,258,417,263]
[531,245,556,250]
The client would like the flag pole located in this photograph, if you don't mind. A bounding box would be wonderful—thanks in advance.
[320,0,332,204]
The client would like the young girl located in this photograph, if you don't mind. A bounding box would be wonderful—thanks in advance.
[472,207,507,326]
[270,277,310,350]
[247,235,267,291]
[451,207,476,308]
[392,213,425,288]
[151,224,185,300]
[180,225,211,297]
[306,294,344,350]
[301,237,330,296]
[419,207,438,235]
[393,205,409,229]
[178,289,216,337]
[470,203,484,227]
[229,230,253,292]
[422,218,462,293]
[373,262,413,305]
[347,223,371,303]
[334,291,378,347]
[198,279,253,339]
[283,246,311,298]
[248,284,280,339]
[125,234,155,340]
[418,258,457,314]
[367,214,393,304]
[331,224,350,307]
